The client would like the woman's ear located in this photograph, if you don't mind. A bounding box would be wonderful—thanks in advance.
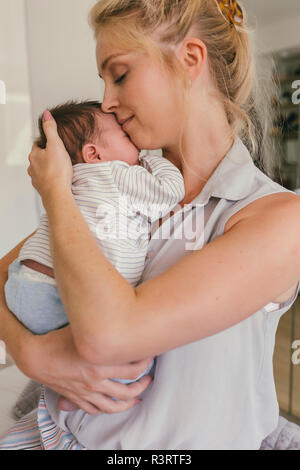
[81,143,103,164]
[177,37,207,83]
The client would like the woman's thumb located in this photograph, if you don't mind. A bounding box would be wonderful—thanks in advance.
[43,109,53,122]
[42,110,60,144]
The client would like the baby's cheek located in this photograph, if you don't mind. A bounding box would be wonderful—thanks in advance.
[122,143,140,166]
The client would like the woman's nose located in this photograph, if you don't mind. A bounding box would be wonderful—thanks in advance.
[101,87,119,113]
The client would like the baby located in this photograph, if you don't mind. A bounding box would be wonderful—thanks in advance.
[5,100,185,387]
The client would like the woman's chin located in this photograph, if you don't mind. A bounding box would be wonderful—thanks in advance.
[128,135,141,152]
[128,130,160,153]
[133,142,141,151]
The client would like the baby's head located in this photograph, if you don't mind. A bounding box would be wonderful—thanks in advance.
[35,100,140,166]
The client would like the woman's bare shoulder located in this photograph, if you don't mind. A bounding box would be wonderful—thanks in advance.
[224,192,300,233]
[224,192,300,304]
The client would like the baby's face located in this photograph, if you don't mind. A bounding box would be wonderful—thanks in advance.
[95,113,140,165]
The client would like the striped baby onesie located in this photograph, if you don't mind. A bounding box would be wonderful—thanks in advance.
[19,154,185,287]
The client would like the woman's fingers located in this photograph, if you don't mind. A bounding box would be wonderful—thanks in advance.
[53,385,104,415]
[42,112,59,144]
[79,357,154,395]
[29,142,44,157]
[99,357,154,381]
[57,389,141,416]
[42,110,65,150]
[57,396,80,412]
[98,374,153,401]
[56,374,153,415]
[27,143,43,177]
[58,392,104,416]
[24,113,73,197]
[61,375,152,414]
[28,143,42,165]
[125,374,153,397]
[86,394,140,415]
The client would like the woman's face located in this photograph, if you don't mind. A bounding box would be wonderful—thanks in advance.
[96,34,183,152]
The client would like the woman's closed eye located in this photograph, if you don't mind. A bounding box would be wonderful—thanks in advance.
[114,73,127,85]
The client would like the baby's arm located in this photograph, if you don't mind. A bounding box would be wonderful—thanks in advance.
[111,155,185,221]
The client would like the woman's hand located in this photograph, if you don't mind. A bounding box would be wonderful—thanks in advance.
[27,110,73,202]
[23,325,153,416]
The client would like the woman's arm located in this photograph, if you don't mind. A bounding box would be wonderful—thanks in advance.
[43,190,300,366]
[0,234,153,415]
[0,232,37,360]
[28,114,300,367]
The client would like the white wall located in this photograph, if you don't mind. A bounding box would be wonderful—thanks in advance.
[24,0,105,220]
[255,15,300,55]
[24,0,103,129]
[0,0,38,258]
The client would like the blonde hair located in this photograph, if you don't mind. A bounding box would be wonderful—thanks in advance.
[89,0,280,180]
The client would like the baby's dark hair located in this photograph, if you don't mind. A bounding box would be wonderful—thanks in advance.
[36,100,104,165]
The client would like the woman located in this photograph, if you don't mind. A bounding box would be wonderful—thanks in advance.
[1,0,300,450]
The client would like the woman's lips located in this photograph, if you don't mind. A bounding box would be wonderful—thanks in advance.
[122,116,134,130]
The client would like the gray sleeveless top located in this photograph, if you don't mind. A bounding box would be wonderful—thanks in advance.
[44,137,300,450]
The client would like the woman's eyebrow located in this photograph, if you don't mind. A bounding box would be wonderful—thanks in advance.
[99,53,129,78]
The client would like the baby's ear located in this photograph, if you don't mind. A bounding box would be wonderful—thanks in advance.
[81,143,102,164]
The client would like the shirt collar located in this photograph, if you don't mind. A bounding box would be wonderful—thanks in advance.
[191,136,256,206]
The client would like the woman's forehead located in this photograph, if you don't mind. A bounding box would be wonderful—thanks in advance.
[96,45,132,74]
[96,33,129,59]
[95,30,151,66]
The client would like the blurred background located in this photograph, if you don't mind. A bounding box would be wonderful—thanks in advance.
[0,0,299,424]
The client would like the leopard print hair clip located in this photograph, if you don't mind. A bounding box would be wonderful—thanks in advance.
[216,0,244,27]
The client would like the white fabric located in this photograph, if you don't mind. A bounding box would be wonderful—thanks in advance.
[18,155,185,287]
[260,416,300,450]
[44,137,300,449]
[18,265,56,286]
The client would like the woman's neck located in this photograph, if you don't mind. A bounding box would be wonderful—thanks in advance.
[163,101,234,206]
